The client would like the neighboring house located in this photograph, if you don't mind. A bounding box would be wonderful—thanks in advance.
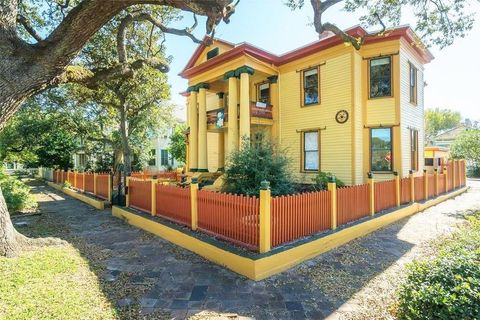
[431,124,470,149]
[180,25,433,185]
[147,122,185,171]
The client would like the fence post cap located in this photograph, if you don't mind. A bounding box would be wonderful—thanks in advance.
[423,169,427,173]
[191,177,198,184]
[434,168,438,172]
[367,172,373,179]
[328,175,336,183]
[443,166,447,171]
[393,171,398,176]
[260,180,270,190]
[409,170,413,175]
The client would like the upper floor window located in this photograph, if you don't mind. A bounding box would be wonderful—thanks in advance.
[257,83,270,104]
[409,62,418,105]
[410,129,419,171]
[370,127,393,172]
[302,68,319,106]
[302,131,319,171]
[369,57,392,98]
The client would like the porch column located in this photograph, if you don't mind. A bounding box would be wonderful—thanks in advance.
[225,71,239,153]
[238,66,254,148]
[268,75,279,141]
[217,92,225,171]
[197,83,209,172]
[187,86,198,172]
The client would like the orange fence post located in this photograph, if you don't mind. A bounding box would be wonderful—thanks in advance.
[463,160,467,186]
[394,171,400,207]
[434,169,439,196]
[368,172,375,216]
[74,170,77,188]
[82,172,86,192]
[444,166,449,192]
[327,176,337,230]
[452,160,456,189]
[190,177,199,231]
[93,173,97,195]
[259,180,271,253]
[423,170,428,200]
[150,179,157,216]
[409,170,415,202]
[107,174,112,201]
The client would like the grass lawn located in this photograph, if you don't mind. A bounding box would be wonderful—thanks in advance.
[0,245,117,320]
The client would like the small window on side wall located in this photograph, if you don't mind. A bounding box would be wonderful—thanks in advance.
[302,68,319,106]
[303,131,319,171]
[409,62,418,104]
[369,56,392,98]
[206,47,219,60]
[370,128,393,172]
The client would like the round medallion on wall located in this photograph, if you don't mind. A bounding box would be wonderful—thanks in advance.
[335,110,349,124]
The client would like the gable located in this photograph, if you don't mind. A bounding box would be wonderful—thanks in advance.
[183,38,235,71]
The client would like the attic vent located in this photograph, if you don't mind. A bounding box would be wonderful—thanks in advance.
[207,47,219,60]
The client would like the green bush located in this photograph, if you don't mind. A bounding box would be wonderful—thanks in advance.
[0,169,37,212]
[312,172,345,190]
[396,212,480,320]
[222,136,294,196]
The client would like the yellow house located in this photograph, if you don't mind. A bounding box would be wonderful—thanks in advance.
[180,26,433,185]
[424,146,449,173]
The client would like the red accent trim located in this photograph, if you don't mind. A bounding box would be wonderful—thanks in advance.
[179,26,434,79]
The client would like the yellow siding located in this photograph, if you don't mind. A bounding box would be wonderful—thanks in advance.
[279,51,353,185]
[352,51,364,184]
[399,39,425,177]
[207,132,219,172]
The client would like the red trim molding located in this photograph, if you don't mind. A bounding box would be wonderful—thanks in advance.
[179,26,434,79]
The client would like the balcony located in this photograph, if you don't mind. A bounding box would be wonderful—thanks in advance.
[207,102,273,128]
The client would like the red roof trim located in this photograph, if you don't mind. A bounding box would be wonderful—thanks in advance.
[179,26,434,79]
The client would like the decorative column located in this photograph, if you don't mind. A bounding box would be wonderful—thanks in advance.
[268,75,279,140]
[225,71,239,152]
[259,180,271,254]
[197,83,209,172]
[237,66,254,147]
[187,86,198,172]
[327,176,337,230]
[368,172,375,216]
[217,92,225,171]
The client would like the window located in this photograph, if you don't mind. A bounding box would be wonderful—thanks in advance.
[370,128,393,172]
[369,57,392,98]
[206,47,219,60]
[302,131,319,171]
[425,158,434,166]
[410,129,418,171]
[409,62,418,104]
[148,149,156,166]
[302,68,319,106]
[257,82,270,104]
[160,149,169,166]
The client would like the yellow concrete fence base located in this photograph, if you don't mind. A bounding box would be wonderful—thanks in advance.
[113,186,468,281]
[47,181,109,210]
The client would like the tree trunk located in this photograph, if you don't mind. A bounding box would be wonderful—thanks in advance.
[119,106,132,177]
[0,186,18,257]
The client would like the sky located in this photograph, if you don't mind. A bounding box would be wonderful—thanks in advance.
[163,0,480,122]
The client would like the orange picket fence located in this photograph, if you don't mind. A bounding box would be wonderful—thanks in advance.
[374,180,396,212]
[155,184,191,227]
[427,174,435,198]
[447,161,454,190]
[400,177,411,204]
[271,191,331,247]
[131,170,178,181]
[84,173,94,193]
[96,173,111,200]
[337,184,369,225]
[74,172,84,190]
[198,190,260,250]
[414,176,425,202]
[128,178,151,212]
[438,173,446,194]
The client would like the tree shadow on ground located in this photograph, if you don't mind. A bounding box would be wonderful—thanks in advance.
[13,179,437,319]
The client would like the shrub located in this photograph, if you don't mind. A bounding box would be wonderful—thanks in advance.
[312,172,345,190]
[0,169,37,212]
[396,212,480,320]
[222,136,294,196]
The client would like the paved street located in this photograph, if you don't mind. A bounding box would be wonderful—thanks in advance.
[14,180,480,319]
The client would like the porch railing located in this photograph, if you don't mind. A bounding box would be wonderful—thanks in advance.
[206,101,273,126]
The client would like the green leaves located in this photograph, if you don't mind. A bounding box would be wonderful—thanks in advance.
[450,129,480,177]
[425,108,462,141]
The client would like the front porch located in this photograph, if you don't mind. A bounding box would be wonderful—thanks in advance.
[185,64,278,174]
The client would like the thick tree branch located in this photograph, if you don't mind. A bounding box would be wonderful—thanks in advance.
[16,15,43,42]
